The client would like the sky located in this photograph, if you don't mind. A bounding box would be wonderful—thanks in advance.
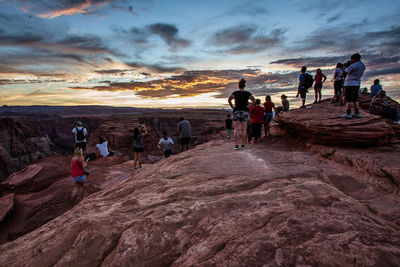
[0,0,399,108]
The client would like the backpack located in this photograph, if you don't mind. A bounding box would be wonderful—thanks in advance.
[76,127,85,141]
[304,73,314,89]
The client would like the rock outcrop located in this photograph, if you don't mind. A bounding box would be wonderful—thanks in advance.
[0,194,14,223]
[277,100,397,146]
[0,140,399,266]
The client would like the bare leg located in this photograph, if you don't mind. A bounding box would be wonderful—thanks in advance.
[78,182,84,200]
[240,121,247,146]
[314,89,318,103]
[266,121,271,137]
[318,88,322,102]
[71,184,78,200]
[263,122,268,138]
[138,152,143,168]
[302,98,305,107]
[185,143,189,151]
[133,152,138,168]
[233,121,241,146]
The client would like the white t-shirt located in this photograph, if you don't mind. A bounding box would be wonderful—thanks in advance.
[158,137,174,151]
[334,68,343,82]
[96,141,109,157]
[344,61,365,86]
[72,127,87,143]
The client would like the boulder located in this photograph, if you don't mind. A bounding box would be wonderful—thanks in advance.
[0,141,399,266]
[277,100,396,146]
[0,194,14,223]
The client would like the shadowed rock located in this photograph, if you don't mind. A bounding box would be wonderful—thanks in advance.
[0,194,14,223]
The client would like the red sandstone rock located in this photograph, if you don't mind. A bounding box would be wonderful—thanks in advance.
[277,100,397,146]
[0,141,399,266]
[0,194,14,223]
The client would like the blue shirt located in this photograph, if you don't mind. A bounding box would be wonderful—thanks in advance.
[299,73,305,89]
[370,84,382,96]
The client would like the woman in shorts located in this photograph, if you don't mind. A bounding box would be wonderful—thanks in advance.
[133,125,148,169]
[263,95,279,138]
[228,79,256,150]
[313,68,327,103]
[71,148,89,200]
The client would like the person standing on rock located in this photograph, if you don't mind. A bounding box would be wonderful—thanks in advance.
[228,79,256,150]
[133,125,148,169]
[225,114,233,139]
[72,121,87,152]
[313,68,327,103]
[339,53,365,119]
[296,66,313,108]
[158,131,175,158]
[332,63,344,104]
[70,148,89,200]
[263,95,279,139]
[177,117,192,152]
[249,99,264,144]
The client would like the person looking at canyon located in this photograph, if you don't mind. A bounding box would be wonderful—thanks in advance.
[313,68,327,103]
[339,54,365,119]
[276,94,289,113]
[332,63,344,104]
[249,99,264,144]
[177,117,191,152]
[228,79,256,150]
[225,114,233,139]
[297,66,313,108]
[263,95,279,139]
[96,136,113,157]
[370,79,382,96]
[369,90,400,124]
[133,125,148,169]
[70,148,89,200]
[158,131,174,158]
[72,121,87,152]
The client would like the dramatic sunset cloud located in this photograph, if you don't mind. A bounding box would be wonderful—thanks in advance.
[0,0,399,108]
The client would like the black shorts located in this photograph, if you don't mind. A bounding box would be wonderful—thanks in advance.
[344,86,359,102]
[299,88,307,99]
[133,147,144,152]
[164,149,172,158]
[76,142,87,151]
[180,137,191,145]
[251,123,262,138]
[314,83,322,90]
[334,81,343,96]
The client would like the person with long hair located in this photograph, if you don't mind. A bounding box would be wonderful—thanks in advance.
[70,147,89,200]
[228,79,256,150]
[313,68,327,103]
[263,95,279,138]
[133,125,148,169]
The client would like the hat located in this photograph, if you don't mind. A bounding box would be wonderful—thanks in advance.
[77,121,82,126]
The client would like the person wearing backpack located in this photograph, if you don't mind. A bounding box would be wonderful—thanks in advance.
[296,66,313,108]
[72,121,88,151]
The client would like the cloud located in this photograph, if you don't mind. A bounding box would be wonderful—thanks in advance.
[3,0,124,19]
[209,25,285,54]
[125,62,185,74]
[0,78,66,85]
[147,23,191,50]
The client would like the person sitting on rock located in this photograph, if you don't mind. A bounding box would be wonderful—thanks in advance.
[72,121,87,152]
[228,78,256,150]
[225,114,233,139]
[263,95,279,139]
[133,125,148,169]
[158,131,174,158]
[177,117,192,152]
[276,94,289,113]
[96,136,114,157]
[70,148,89,201]
[249,99,264,144]
[369,90,400,124]
[370,79,382,96]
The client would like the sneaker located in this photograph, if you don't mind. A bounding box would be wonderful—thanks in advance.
[241,145,246,150]
[354,113,361,118]
[234,145,239,150]
[300,105,306,109]
[339,114,352,119]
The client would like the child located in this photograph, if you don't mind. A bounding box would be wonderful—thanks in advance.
[249,99,265,144]
[158,131,174,158]
[133,124,148,169]
[263,95,279,138]
[71,148,89,200]
[225,114,233,139]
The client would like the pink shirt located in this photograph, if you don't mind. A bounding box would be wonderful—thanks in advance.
[314,73,324,84]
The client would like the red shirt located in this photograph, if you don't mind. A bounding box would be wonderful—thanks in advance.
[71,157,84,177]
[264,102,275,113]
[250,105,264,124]
[314,73,324,84]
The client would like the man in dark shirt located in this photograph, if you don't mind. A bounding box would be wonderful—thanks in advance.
[225,114,233,139]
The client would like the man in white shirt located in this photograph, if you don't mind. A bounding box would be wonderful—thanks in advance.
[72,121,88,151]
[339,53,365,119]
[158,131,174,158]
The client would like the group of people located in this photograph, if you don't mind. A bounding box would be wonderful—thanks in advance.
[69,117,192,200]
